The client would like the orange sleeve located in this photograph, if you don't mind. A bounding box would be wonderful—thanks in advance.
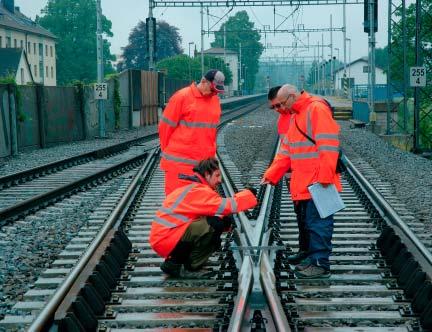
[158,92,184,151]
[176,187,257,217]
[263,137,291,184]
[310,103,340,184]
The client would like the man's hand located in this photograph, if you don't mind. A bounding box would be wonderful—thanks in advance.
[319,182,330,188]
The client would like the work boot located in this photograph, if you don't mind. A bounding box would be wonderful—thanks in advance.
[294,258,312,271]
[179,265,214,279]
[295,265,331,279]
[160,260,182,277]
[286,251,308,264]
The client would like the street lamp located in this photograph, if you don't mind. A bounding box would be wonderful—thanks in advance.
[188,42,194,82]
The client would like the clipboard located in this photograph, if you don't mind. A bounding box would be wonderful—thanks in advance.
[307,183,345,218]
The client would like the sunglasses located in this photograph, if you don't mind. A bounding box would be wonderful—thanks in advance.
[269,96,290,110]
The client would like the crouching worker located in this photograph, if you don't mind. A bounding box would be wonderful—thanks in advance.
[149,158,257,278]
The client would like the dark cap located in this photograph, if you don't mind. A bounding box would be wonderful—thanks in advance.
[204,69,225,93]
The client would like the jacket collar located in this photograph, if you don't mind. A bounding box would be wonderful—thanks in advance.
[190,83,205,98]
[178,172,209,186]
[291,91,313,114]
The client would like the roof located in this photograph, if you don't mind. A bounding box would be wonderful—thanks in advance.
[0,48,22,77]
[202,47,238,55]
[0,5,56,39]
[334,57,384,73]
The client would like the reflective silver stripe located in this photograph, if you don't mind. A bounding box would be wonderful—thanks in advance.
[291,152,319,159]
[161,116,177,127]
[229,198,238,213]
[171,184,195,209]
[316,133,339,140]
[318,145,340,152]
[279,150,290,156]
[162,152,199,165]
[159,207,190,222]
[306,110,313,137]
[289,141,314,148]
[154,216,178,228]
[282,136,289,145]
[215,198,227,216]
[179,120,218,128]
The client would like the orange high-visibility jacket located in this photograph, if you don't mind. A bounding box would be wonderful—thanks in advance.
[158,83,221,174]
[277,113,291,138]
[149,175,257,258]
[264,92,342,201]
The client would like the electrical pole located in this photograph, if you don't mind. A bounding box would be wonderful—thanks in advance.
[148,0,155,70]
[239,42,242,95]
[368,0,376,125]
[96,0,105,138]
[201,3,204,77]
[330,14,334,95]
[321,34,325,95]
[343,0,347,96]
[413,0,422,152]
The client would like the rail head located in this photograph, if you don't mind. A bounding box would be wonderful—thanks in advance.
[344,155,432,278]
[28,148,159,332]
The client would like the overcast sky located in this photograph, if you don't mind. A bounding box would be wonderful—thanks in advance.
[16,0,389,63]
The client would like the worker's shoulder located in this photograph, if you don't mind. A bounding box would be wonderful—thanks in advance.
[169,85,193,101]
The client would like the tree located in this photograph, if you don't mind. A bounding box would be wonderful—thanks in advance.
[37,0,115,85]
[118,20,183,71]
[156,55,232,85]
[211,11,264,92]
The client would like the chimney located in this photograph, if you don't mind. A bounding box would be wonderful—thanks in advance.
[1,0,14,13]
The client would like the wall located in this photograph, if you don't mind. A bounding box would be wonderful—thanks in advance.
[0,85,11,157]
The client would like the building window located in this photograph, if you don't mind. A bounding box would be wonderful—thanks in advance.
[33,43,36,54]
[34,65,37,77]
[6,37,11,48]
[363,65,370,73]
[51,66,54,78]
[50,46,54,57]
[21,68,24,84]
[14,39,17,48]
[20,40,23,49]
[27,42,31,53]
[45,45,48,56]
[40,65,43,78]
[46,66,49,77]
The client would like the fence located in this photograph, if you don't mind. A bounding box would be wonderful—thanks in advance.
[0,70,193,158]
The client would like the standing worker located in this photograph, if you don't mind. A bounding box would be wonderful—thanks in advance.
[159,69,225,195]
[262,84,342,278]
[149,158,257,278]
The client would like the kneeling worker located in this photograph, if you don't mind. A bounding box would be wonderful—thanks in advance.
[149,158,257,278]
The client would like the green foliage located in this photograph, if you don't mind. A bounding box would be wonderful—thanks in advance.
[0,75,25,122]
[389,1,432,148]
[118,20,183,71]
[211,11,264,92]
[112,76,122,129]
[156,55,233,85]
[37,0,115,85]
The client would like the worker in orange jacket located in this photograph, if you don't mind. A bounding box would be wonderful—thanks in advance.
[150,158,257,278]
[159,69,225,196]
[262,84,342,279]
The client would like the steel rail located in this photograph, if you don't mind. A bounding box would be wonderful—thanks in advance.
[344,155,432,277]
[27,148,158,332]
[0,152,151,224]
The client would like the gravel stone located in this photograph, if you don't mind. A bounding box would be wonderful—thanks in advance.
[339,121,432,231]
[0,126,157,177]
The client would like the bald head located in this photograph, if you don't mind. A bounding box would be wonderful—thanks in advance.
[277,84,299,99]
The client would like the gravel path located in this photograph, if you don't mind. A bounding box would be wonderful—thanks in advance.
[0,171,136,319]
[339,121,432,230]
[0,126,157,177]
[223,106,279,184]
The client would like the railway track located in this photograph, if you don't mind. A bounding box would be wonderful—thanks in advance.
[2,105,432,331]
[0,98,264,225]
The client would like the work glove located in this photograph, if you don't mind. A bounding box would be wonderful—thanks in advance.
[245,185,257,197]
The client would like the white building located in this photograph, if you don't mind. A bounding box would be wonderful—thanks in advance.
[334,57,386,90]
[0,0,57,86]
[201,47,239,96]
